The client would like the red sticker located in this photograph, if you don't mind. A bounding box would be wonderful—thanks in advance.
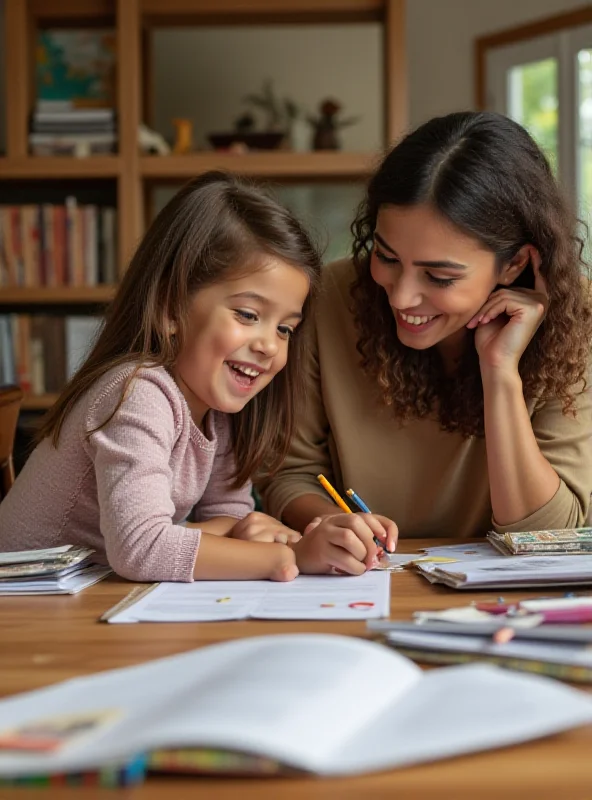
[348,601,375,610]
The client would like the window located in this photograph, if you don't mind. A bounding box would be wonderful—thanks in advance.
[485,23,592,241]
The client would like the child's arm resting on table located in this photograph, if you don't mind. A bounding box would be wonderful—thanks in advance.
[190,513,301,544]
[194,533,297,581]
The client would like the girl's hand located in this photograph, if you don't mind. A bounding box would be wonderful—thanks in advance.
[268,543,299,582]
[230,511,301,545]
[467,255,547,375]
[293,513,398,576]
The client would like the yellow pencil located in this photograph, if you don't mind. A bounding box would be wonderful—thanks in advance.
[317,474,352,514]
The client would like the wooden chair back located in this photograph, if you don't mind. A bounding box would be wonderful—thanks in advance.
[0,385,23,500]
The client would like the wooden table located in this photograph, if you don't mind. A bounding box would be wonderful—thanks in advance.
[2,539,592,800]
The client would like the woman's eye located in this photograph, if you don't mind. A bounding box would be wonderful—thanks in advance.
[426,273,456,288]
[235,309,258,322]
[374,246,400,265]
[277,325,294,339]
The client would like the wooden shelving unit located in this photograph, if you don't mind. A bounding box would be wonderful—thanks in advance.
[0,156,122,179]
[141,151,379,181]
[1,0,407,412]
[0,287,117,305]
[21,393,60,411]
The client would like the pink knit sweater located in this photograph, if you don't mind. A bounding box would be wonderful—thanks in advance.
[0,365,254,581]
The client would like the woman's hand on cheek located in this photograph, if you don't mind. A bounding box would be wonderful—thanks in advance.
[467,261,547,375]
[292,513,398,575]
[229,511,301,544]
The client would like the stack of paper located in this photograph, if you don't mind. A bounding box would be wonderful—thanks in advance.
[415,554,592,589]
[0,546,111,595]
[369,620,592,683]
[487,528,592,556]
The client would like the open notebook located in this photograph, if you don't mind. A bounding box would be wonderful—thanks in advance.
[102,572,390,622]
[0,634,591,778]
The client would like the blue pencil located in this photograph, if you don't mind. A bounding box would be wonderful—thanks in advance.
[346,488,371,513]
[347,488,385,549]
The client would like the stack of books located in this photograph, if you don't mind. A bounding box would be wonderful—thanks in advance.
[29,103,116,157]
[369,619,592,683]
[487,528,592,556]
[0,545,111,595]
[415,553,592,590]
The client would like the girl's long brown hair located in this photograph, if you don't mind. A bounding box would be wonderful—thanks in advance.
[351,111,592,437]
[37,171,322,486]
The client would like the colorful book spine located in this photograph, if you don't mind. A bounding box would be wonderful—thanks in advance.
[396,647,592,684]
[0,754,147,788]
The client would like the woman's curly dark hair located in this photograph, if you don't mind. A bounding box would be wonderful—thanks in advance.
[350,111,592,437]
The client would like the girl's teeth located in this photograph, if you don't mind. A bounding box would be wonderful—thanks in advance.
[227,362,261,377]
[400,313,435,326]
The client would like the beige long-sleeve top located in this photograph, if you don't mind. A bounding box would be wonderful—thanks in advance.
[260,259,592,539]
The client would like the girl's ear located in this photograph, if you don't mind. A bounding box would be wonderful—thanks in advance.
[163,316,178,336]
[499,244,541,287]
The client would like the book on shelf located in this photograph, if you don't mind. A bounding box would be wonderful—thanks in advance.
[0,634,592,779]
[0,202,117,288]
[33,30,117,156]
[0,314,104,396]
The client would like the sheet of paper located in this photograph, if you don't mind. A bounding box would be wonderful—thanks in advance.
[421,543,501,561]
[254,572,391,620]
[107,572,391,623]
[374,553,423,570]
[0,566,112,596]
[109,581,265,622]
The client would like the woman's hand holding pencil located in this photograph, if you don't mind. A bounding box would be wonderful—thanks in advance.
[290,475,398,576]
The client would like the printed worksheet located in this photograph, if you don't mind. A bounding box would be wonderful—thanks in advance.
[106,572,390,623]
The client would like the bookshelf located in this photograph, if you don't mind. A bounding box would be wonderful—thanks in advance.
[1,0,407,413]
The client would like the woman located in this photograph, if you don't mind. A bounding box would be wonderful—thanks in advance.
[259,111,592,572]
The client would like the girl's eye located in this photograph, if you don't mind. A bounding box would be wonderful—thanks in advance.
[277,325,294,339]
[426,273,456,288]
[235,309,258,322]
[374,246,400,265]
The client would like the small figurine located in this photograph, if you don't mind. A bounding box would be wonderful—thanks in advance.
[308,99,360,151]
[138,123,171,155]
[172,118,193,154]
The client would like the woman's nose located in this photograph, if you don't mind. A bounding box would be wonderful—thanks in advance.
[386,274,423,310]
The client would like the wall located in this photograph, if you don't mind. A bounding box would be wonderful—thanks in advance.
[406,0,590,126]
[152,25,383,151]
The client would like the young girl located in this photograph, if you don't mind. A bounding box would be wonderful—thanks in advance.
[260,111,592,575]
[0,172,324,583]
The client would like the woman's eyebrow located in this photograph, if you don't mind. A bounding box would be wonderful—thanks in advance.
[374,233,469,270]
[413,259,469,270]
[373,231,397,254]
